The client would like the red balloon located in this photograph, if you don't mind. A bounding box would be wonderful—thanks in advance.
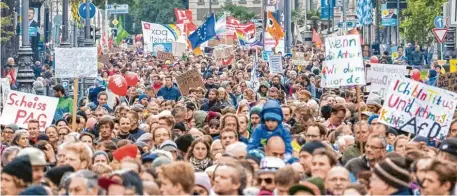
[370,56,379,63]
[108,75,128,96]
[124,72,139,86]
[411,69,421,81]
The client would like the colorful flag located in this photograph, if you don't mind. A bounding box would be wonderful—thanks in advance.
[215,13,227,35]
[236,22,256,45]
[188,14,216,49]
[174,8,197,32]
[266,11,284,47]
[116,16,129,45]
[312,29,322,46]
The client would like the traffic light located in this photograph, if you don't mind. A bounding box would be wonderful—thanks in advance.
[90,26,101,39]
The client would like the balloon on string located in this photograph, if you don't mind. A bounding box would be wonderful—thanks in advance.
[108,75,128,96]
[124,72,139,86]
[370,56,379,63]
[411,69,421,81]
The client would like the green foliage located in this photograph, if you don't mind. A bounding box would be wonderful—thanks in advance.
[130,0,184,34]
[292,9,319,26]
[217,3,256,22]
[0,2,14,44]
[400,0,447,45]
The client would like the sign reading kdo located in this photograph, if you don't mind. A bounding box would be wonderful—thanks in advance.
[0,91,58,130]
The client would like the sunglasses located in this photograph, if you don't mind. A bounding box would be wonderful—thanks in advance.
[257,177,274,185]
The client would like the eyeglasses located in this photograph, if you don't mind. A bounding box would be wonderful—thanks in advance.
[365,144,384,150]
[257,177,274,185]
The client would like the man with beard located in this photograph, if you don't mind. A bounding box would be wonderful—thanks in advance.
[200,89,221,111]
[345,134,387,177]
[204,75,219,91]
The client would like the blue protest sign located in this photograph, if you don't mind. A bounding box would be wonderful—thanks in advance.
[78,3,96,19]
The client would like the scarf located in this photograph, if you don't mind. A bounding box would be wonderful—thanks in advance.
[190,157,212,172]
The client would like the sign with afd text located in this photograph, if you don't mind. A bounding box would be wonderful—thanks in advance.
[141,21,181,52]
[321,34,365,87]
[379,75,457,138]
[366,64,409,97]
[0,91,58,130]
[268,55,283,74]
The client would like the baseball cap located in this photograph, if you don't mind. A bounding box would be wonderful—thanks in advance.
[159,140,178,152]
[440,138,457,157]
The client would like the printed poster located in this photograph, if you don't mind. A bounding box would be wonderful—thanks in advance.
[268,55,283,74]
[321,34,365,87]
[366,64,409,97]
[379,75,457,138]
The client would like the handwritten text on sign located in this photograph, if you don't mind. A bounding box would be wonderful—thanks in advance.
[0,91,58,129]
[321,35,365,87]
[176,70,204,96]
[55,47,98,78]
[367,64,409,97]
[268,55,283,74]
[379,75,457,138]
[438,72,457,93]
[157,51,174,61]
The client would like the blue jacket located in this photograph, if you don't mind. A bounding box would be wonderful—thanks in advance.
[157,86,181,101]
[247,100,293,154]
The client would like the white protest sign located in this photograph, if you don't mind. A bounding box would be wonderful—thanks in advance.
[366,64,409,97]
[379,75,457,138]
[1,78,10,109]
[268,55,283,74]
[321,35,365,87]
[142,21,180,52]
[55,47,98,78]
[172,42,187,57]
[0,90,58,130]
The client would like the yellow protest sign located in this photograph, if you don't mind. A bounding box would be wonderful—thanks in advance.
[450,59,457,73]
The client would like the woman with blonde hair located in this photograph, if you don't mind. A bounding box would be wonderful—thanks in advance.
[217,87,233,107]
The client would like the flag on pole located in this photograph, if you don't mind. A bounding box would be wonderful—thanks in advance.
[188,14,217,49]
[266,11,284,47]
[174,8,197,32]
[116,16,129,45]
[249,50,260,91]
[312,29,322,46]
[215,13,227,35]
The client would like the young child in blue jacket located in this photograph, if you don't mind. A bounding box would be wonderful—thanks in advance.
[247,100,293,155]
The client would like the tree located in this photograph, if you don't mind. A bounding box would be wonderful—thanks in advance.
[130,0,184,34]
[217,3,257,22]
[400,0,447,45]
[0,2,14,44]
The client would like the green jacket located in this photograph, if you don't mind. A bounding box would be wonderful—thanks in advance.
[54,97,73,121]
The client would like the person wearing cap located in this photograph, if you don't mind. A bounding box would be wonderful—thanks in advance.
[2,123,18,145]
[43,165,75,193]
[299,141,326,177]
[439,138,457,162]
[138,94,150,107]
[248,100,293,155]
[160,140,179,160]
[257,156,286,192]
[193,172,212,195]
[157,76,181,101]
[366,92,382,114]
[17,147,47,184]
[159,161,195,195]
[288,182,321,195]
[1,155,34,195]
[369,157,413,195]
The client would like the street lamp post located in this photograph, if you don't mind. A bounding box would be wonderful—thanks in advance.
[16,0,35,93]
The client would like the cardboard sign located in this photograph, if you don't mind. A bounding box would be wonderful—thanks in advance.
[321,35,365,87]
[379,75,457,138]
[213,47,233,59]
[366,64,409,97]
[438,72,457,92]
[268,55,283,74]
[0,91,58,130]
[176,70,204,96]
[55,47,98,78]
[157,51,174,61]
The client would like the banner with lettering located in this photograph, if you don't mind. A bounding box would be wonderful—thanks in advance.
[321,34,365,87]
[379,75,457,138]
[268,55,283,74]
[141,21,181,52]
[0,91,58,130]
[366,64,409,97]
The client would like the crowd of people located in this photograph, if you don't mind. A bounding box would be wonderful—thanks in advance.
[0,43,456,196]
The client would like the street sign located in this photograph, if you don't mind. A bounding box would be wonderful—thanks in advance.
[112,19,119,26]
[451,0,457,27]
[434,16,445,28]
[432,28,448,43]
[78,3,96,19]
[320,0,335,20]
[107,4,129,14]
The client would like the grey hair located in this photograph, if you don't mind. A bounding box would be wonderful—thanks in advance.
[66,170,100,193]
[1,146,21,166]
[225,142,247,156]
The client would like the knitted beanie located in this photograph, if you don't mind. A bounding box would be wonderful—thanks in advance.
[301,141,326,154]
[2,155,33,183]
[112,144,138,161]
[45,165,75,186]
[373,157,411,189]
